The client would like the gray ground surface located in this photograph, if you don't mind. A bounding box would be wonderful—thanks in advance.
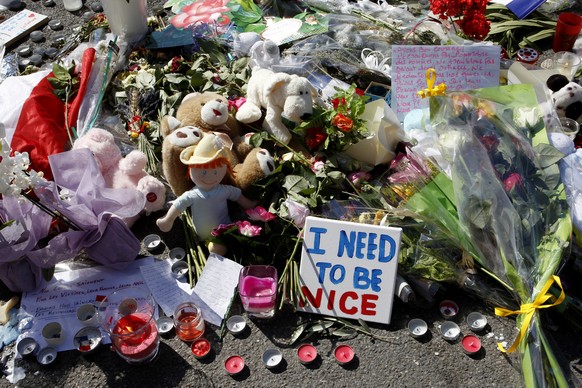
[1,1,582,387]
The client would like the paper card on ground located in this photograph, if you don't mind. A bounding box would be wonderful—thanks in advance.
[0,10,49,47]
[391,45,501,122]
[297,216,402,324]
[140,253,242,327]
[18,257,154,354]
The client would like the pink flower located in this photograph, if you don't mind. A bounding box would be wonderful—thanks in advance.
[348,171,372,188]
[170,0,231,29]
[211,223,236,236]
[503,173,523,192]
[284,198,310,228]
[236,221,262,237]
[246,206,276,222]
[228,97,247,112]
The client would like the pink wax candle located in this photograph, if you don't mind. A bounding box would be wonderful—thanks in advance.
[225,355,245,375]
[297,344,318,364]
[462,334,482,355]
[112,312,159,362]
[239,275,277,313]
[334,345,355,365]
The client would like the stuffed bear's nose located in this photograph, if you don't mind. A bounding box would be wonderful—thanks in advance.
[300,113,312,121]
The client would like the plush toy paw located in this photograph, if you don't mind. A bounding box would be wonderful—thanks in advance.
[166,125,204,148]
[119,150,148,175]
[256,148,275,177]
[137,175,166,214]
[236,102,262,123]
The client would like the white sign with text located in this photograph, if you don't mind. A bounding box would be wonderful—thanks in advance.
[297,216,402,324]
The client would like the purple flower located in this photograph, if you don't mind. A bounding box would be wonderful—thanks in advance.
[246,206,276,222]
[236,221,262,237]
[348,171,372,188]
[284,198,310,228]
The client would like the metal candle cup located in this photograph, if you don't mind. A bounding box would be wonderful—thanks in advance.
[76,304,98,327]
[225,355,245,376]
[156,316,174,336]
[439,300,459,320]
[73,327,102,354]
[334,344,355,366]
[462,334,482,355]
[297,344,318,365]
[408,318,428,339]
[42,322,63,346]
[226,315,246,336]
[440,321,461,341]
[17,337,38,358]
[171,260,189,280]
[262,348,283,369]
[143,234,163,253]
[467,312,488,332]
[36,347,57,366]
[169,247,186,261]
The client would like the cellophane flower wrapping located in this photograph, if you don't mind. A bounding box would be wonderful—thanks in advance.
[424,83,572,387]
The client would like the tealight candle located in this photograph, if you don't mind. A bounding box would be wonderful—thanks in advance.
[33,47,46,57]
[156,316,174,336]
[408,318,428,339]
[48,20,63,30]
[89,1,102,12]
[169,247,186,261]
[45,48,58,58]
[334,344,355,366]
[439,300,459,320]
[440,321,460,341]
[36,347,57,366]
[30,31,44,43]
[16,337,38,358]
[42,322,63,346]
[73,327,102,354]
[42,0,55,6]
[225,355,245,376]
[16,46,31,57]
[143,234,163,253]
[467,312,488,332]
[226,315,246,336]
[171,260,189,279]
[462,334,482,355]
[29,54,43,67]
[76,303,98,326]
[262,348,283,369]
[191,338,211,360]
[297,344,317,365]
[82,11,95,22]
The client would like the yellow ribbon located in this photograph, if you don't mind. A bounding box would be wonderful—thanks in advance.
[494,275,565,353]
[417,68,447,98]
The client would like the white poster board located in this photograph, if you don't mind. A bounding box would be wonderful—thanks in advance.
[297,216,402,324]
[391,45,501,121]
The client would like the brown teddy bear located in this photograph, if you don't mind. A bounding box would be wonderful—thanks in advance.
[160,91,275,197]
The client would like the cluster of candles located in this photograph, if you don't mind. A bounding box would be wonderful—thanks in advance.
[407,299,488,356]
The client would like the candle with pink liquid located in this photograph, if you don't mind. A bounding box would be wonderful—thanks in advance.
[238,265,278,318]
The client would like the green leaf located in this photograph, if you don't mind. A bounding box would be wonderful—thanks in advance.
[466,197,492,229]
[305,320,335,333]
[331,328,357,337]
[288,322,309,345]
[534,143,564,168]
[52,63,71,80]
[283,175,311,193]
[357,318,371,334]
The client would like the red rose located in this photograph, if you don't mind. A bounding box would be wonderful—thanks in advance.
[332,97,346,109]
[305,127,327,150]
[503,173,523,192]
[333,113,353,132]
[480,134,499,152]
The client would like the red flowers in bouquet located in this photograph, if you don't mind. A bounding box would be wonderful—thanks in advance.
[429,0,490,40]
[333,113,353,133]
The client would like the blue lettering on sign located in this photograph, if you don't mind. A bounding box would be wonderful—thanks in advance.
[307,227,327,255]
[338,230,396,263]
[353,267,383,292]
[315,262,346,284]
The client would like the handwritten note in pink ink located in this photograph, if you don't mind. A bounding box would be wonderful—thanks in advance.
[391,45,501,121]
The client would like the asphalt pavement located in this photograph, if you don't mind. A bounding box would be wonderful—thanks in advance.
[1,0,582,387]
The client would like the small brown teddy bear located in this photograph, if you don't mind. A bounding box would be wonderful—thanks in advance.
[160,91,275,197]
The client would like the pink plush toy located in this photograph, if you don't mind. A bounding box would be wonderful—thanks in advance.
[73,127,166,225]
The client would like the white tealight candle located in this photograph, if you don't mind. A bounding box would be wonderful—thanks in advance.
[262,348,283,369]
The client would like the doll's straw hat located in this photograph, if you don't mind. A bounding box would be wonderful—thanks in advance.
[180,133,227,166]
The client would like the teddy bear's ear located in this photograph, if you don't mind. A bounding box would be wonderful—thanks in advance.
[264,73,291,96]
[160,116,182,138]
[546,74,570,93]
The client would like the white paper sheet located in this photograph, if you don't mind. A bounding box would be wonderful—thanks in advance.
[18,257,155,354]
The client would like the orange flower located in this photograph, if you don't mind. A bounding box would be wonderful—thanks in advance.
[333,113,353,132]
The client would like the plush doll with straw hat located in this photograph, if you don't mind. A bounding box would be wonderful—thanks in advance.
[156,133,256,255]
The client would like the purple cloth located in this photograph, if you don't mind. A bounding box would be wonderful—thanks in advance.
[0,148,146,291]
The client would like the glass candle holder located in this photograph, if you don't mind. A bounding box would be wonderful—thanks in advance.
[173,302,205,342]
[238,265,278,319]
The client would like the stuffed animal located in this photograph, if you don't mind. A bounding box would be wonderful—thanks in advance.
[546,73,582,124]
[235,68,317,144]
[73,127,166,225]
[160,91,275,197]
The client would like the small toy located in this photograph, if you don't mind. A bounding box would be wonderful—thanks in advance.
[156,134,256,255]
[546,73,582,124]
[236,68,317,144]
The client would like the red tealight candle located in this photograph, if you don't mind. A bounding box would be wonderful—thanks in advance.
[225,355,245,376]
[334,345,355,365]
[191,338,211,360]
[462,334,482,355]
[297,344,318,364]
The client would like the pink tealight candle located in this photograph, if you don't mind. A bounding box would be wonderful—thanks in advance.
[462,334,482,355]
[225,355,245,376]
[297,344,318,365]
[334,345,355,366]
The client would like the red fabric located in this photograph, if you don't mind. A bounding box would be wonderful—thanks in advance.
[11,48,96,181]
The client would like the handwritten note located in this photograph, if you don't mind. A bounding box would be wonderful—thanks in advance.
[140,254,242,327]
[18,258,154,353]
[391,45,501,121]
